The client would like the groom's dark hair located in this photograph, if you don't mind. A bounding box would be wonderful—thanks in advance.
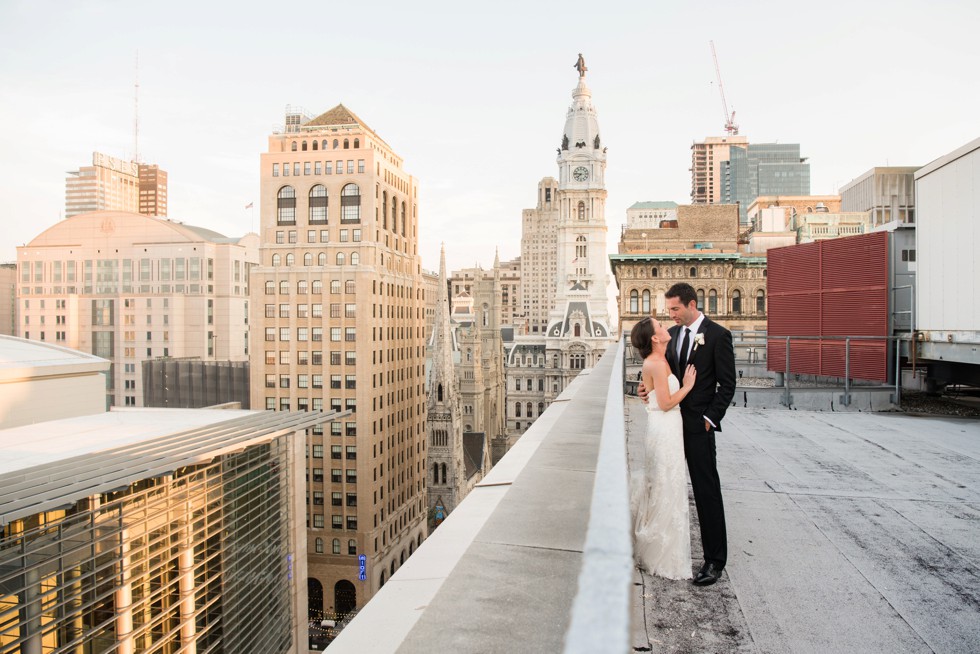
[665,282,697,307]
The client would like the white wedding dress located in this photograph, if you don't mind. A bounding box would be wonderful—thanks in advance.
[631,373,692,579]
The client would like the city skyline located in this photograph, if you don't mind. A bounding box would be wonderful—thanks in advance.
[1,1,977,274]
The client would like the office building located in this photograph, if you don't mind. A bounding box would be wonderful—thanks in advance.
[65,152,168,218]
[16,211,257,407]
[0,335,321,653]
[840,167,919,226]
[721,143,811,224]
[690,135,749,204]
[249,104,427,614]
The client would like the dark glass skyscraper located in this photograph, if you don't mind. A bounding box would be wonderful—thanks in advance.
[722,144,810,224]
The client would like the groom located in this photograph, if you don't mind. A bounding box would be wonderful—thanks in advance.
[639,282,736,586]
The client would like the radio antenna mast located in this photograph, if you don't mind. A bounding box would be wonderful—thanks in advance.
[134,51,140,163]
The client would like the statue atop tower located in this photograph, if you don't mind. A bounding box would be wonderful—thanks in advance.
[574,53,587,78]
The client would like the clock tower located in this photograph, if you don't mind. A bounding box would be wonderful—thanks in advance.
[546,57,613,353]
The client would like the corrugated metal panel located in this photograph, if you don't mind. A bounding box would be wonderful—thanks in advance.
[768,233,890,382]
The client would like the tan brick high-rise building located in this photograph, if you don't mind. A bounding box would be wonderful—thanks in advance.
[249,104,426,616]
[690,135,749,204]
[65,152,168,218]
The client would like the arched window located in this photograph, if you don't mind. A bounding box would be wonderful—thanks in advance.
[272,253,281,266]
[350,252,359,265]
[400,550,405,565]
[315,538,324,553]
[642,290,651,314]
[336,252,345,265]
[312,280,322,294]
[574,323,581,337]
[432,462,438,483]
[437,384,443,402]
[690,267,697,278]
[382,191,388,229]
[309,185,328,224]
[575,235,587,259]
[341,184,361,223]
[285,253,295,266]
[291,141,297,152]
[332,537,341,553]
[538,402,544,416]
[301,140,307,151]
[277,186,296,224]
[297,280,308,294]
[418,534,423,547]
[578,201,586,221]
[440,463,447,484]
[696,289,705,311]
[379,571,385,588]
[390,560,396,576]
[312,140,318,151]
[304,253,313,266]
[409,542,414,555]
[708,289,717,314]
[732,290,742,315]
[280,280,289,295]
[343,138,350,149]
[308,578,323,621]
[333,139,339,149]
[265,280,274,294]
[515,402,522,417]
[756,289,766,314]
[651,267,659,277]
[322,139,327,150]
[629,289,639,313]
[526,402,532,417]
[348,539,357,555]
[318,253,327,266]
[391,198,396,231]
[334,580,356,615]
[401,202,407,236]
[354,138,360,148]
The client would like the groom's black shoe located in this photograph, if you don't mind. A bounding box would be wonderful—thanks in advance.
[693,562,723,586]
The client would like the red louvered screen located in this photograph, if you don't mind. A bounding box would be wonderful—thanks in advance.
[767,232,889,382]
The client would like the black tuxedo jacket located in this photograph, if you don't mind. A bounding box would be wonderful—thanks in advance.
[667,316,737,434]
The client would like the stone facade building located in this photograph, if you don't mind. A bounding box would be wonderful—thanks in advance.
[249,104,427,614]
[505,61,615,442]
[611,203,768,334]
[427,248,499,527]
[0,263,15,336]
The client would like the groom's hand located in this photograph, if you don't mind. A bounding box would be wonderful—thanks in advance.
[637,381,649,404]
[705,419,712,432]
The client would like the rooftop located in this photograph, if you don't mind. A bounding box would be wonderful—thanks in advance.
[331,341,980,653]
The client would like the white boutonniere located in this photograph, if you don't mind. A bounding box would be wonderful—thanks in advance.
[693,333,705,351]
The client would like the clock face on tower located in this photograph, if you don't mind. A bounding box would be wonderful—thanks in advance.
[572,166,590,182]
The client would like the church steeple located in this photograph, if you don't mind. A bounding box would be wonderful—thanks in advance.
[430,243,457,408]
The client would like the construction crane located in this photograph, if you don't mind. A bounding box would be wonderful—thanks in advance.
[709,41,738,136]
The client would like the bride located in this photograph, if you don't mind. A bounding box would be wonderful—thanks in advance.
[629,317,697,579]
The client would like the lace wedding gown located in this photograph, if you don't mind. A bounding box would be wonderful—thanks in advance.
[631,373,692,579]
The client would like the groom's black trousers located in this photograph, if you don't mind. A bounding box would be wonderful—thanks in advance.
[684,429,727,568]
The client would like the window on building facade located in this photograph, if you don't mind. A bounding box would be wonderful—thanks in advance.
[310,185,328,224]
[277,186,296,224]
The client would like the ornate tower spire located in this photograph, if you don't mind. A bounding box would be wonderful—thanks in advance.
[432,243,457,399]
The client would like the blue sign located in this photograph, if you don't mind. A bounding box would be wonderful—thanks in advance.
[358,554,366,581]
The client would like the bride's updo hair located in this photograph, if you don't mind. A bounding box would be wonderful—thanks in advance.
[630,317,654,359]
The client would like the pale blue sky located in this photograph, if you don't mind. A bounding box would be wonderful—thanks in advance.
[1,0,977,273]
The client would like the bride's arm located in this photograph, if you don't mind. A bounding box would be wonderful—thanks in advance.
[649,359,694,412]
